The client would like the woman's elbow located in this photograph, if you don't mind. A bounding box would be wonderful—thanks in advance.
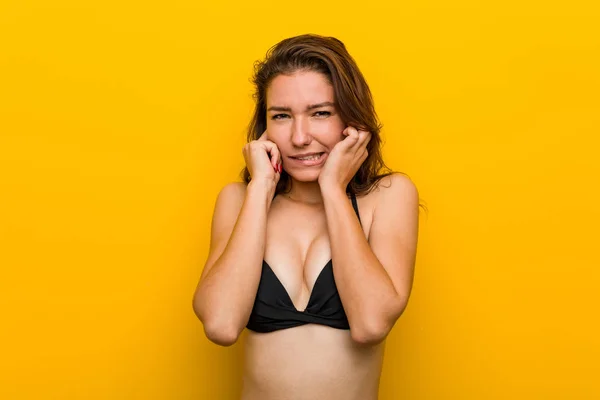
[350,325,389,346]
[203,323,240,347]
[198,313,241,346]
[192,299,240,347]
[353,296,411,344]
[350,306,406,346]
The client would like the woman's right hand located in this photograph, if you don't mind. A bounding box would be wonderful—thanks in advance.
[242,130,282,187]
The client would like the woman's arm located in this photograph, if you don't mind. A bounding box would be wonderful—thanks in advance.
[322,173,420,346]
[192,179,275,346]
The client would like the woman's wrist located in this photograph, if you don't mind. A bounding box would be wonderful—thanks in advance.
[247,179,276,207]
[319,180,346,198]
[248,178,276,193]
[321,185,348,206]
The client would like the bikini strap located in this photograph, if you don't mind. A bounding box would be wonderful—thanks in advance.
[350,192,362,226]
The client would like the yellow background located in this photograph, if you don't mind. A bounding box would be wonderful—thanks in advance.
[1,0,599,398]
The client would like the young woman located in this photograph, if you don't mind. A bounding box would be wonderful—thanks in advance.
[193,34,421,400]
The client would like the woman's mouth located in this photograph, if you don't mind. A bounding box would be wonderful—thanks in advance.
[288,152,327,166]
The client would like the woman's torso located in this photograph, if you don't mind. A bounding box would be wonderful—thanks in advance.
[240,190,386,400]
[241,325,385,400]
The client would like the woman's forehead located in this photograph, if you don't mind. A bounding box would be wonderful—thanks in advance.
[266,71,334,108]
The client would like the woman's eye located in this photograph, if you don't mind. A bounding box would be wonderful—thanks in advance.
[272,114,289,120]
[314,111,331,117]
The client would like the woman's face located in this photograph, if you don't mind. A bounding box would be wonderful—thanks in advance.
[265,70,346,182]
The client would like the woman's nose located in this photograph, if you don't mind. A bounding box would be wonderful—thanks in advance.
[291,118,312,146]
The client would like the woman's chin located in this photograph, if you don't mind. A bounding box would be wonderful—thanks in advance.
[285,169,321,183]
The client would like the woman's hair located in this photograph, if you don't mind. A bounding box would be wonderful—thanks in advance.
[241,33,396,197]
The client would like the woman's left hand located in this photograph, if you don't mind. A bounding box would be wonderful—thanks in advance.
[318,126,371,192]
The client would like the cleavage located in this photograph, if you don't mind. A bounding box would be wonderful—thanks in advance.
[264,237,331,312]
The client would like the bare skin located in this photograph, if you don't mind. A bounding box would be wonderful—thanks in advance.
[241,326,385,400]
[193,70,419,399]
[239,187,386,400]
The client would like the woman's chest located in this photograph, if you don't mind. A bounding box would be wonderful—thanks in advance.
[263,205,331,309]
[264,195,373,269]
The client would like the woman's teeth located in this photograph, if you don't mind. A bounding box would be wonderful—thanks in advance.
[296,153,322,161]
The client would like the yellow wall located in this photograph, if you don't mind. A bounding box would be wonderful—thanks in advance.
[1,0,598,398]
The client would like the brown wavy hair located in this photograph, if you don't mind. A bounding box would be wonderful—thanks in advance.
[241,33,399,198]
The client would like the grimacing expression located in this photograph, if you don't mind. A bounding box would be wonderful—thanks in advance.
[266,70,346,182]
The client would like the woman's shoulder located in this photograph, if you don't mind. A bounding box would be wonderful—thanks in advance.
[366,173,420,220]
[363,173,420,245]
[212,181,248,212]
[365,172,419,203]
[354,173,419,240]
[218,181,248,198]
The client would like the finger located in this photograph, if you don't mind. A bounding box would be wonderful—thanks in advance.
[356,130,371,149]
[262,141,280,171]
[342,126,360,150]
[360,149,368,163]
[254,131,280,170]
[348,129,368,155]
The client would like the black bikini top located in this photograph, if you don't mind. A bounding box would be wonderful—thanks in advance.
[246,193,362,333]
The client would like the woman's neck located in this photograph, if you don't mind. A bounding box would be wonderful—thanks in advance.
[284,179,325,205]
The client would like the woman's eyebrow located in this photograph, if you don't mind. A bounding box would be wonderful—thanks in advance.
[267,102,335,112]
